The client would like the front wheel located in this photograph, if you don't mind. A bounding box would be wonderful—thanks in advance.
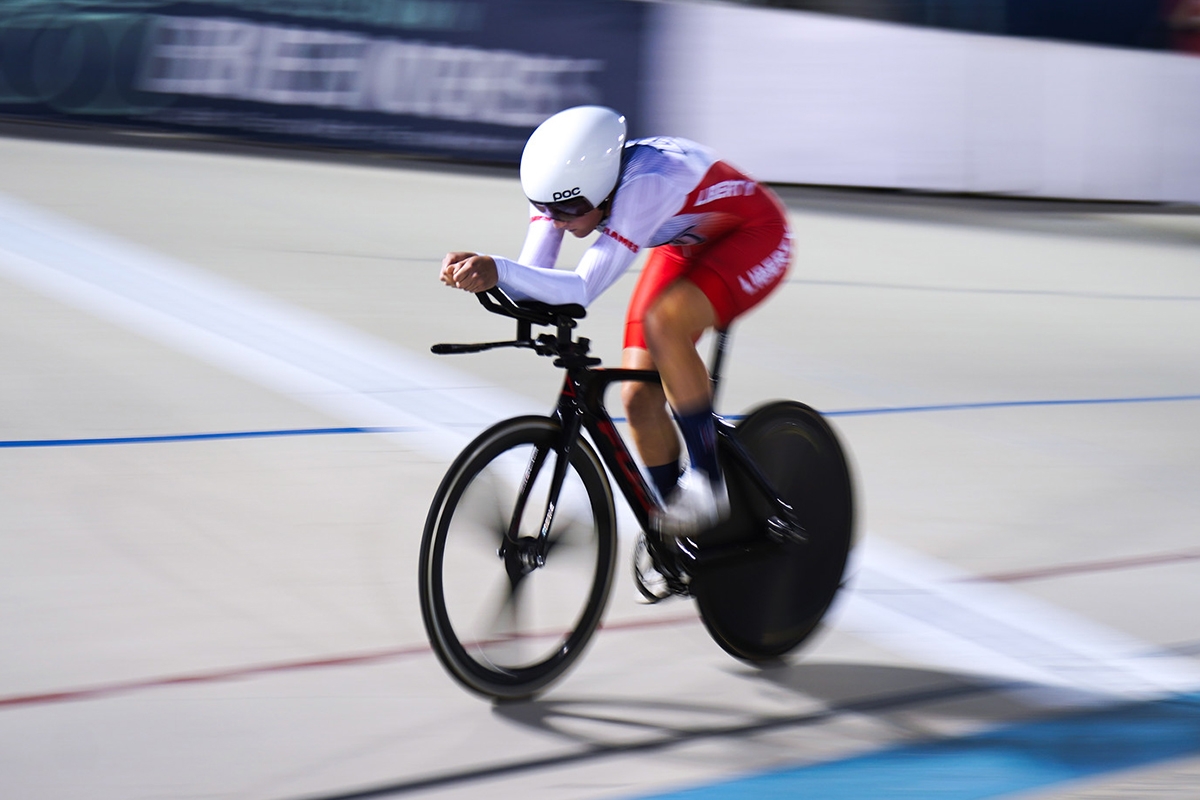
[691,401,855,662]
[419,416,617,700]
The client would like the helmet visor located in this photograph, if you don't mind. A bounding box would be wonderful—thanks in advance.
[531,196,596,222]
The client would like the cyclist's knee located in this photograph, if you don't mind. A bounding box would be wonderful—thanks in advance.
[643,292,683,342]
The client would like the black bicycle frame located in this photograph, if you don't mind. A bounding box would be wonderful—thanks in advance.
[446,290,802,567]
[559,365,662,533]
[523,350,803,567]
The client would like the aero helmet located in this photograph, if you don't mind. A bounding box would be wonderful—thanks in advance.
[520,106,627,216]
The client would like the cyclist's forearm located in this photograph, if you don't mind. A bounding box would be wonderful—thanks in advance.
[492,256,588,305]
[493,231,636,306]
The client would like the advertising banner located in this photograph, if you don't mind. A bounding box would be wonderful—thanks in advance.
[0,0,646,162]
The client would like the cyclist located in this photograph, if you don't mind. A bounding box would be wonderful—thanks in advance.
[441,105,792,539]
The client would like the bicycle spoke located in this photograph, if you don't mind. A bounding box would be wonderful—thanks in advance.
[471,570,530,669]
[449,469,513,551]
[542,511,596,561]
[466,545,579,671]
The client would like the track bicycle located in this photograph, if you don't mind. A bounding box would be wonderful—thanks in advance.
[418,289,854,700]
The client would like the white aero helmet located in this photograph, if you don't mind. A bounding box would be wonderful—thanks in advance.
[520,105,627,218]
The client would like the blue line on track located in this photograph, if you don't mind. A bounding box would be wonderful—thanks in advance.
[821,393,1200,418]
[637,691,1200,800]
[707,393,1200,424]
[2,394,1197,449]
[0,427,410,449]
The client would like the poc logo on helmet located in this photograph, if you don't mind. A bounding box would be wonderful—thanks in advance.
[553,187,582,202]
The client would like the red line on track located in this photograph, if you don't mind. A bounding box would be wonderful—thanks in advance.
[0,613,699,711]
[971,549,1200,584]
[8,545,1199,712]
[0,644,432,710]
[6,545,1198,712]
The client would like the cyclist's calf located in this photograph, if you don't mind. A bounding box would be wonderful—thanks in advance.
[620,376,680,472]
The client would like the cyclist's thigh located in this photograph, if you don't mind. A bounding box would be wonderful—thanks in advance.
[624,247,689,350]
[687,216,792,331]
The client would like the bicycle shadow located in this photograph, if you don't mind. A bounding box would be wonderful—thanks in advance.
[490,660,1076,751]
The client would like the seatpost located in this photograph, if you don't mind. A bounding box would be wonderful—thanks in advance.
[709,328,730,409]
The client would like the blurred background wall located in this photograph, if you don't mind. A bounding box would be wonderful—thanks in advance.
[645,1,1200,202]
[741,0,1190,50]
[0,0,648,162]
[1,0,1197,202]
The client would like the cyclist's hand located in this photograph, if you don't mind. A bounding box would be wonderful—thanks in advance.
[440,251,475,287]
[441,252,498,293]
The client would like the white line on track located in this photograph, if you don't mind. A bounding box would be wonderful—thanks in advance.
[0,191,529,462]
[3,190,1197,708]
[837,537,1200,706]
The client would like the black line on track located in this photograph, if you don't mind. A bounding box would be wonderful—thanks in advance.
[277,680,1010,800]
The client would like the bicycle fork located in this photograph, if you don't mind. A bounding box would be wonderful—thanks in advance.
[496,412,583,575]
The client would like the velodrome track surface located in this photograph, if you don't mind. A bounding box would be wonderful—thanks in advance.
[1,130,1199,799]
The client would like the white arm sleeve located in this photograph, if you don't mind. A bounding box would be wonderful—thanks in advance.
[491,171,686,307]
[493,233,639,306]
[516,206,564,268]
[493,255,588,305]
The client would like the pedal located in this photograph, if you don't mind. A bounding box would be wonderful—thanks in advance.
[633,536,669,603]
[634,532,691,603]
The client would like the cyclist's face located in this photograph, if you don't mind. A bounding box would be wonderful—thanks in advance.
[553,206,605,238]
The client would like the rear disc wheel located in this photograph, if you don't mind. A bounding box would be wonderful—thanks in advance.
[692,402,855,661]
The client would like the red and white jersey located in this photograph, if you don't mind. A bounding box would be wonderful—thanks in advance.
[492,137,770,307]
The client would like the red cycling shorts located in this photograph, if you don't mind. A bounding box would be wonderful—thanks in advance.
[623,182,792,351]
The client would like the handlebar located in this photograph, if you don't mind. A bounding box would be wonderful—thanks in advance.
[431,288,596,365]
[474,288,585,326]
